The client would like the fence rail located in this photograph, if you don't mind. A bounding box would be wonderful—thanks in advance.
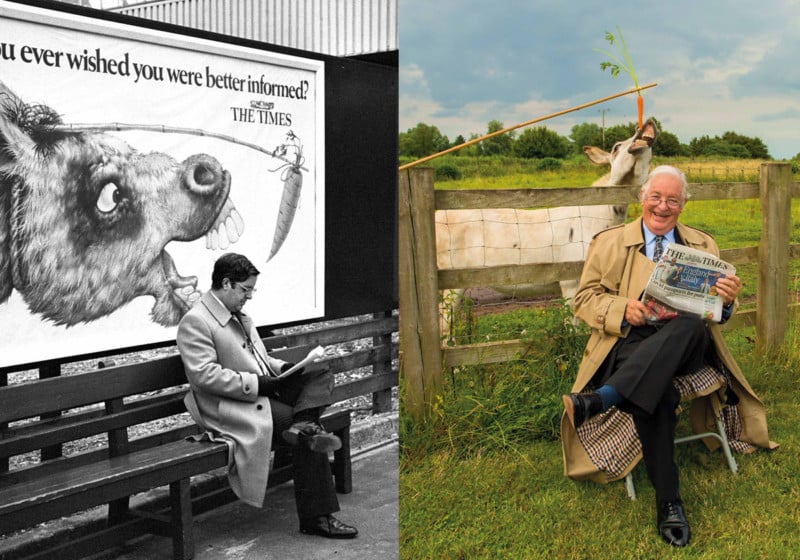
[400,163,798,422]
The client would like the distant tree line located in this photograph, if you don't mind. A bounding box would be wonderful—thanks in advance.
[399,118,772,160]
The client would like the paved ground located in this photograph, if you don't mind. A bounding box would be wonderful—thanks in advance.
[93,441,399,560]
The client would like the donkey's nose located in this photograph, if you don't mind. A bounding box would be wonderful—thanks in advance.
[181,154,226,195]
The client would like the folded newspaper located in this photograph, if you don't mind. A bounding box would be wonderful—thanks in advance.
[277,345,326,378]
[641,242,735,323]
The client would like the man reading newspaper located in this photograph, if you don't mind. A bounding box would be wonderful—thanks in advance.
[561,166,775,548]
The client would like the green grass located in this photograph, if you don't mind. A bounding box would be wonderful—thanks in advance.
[401,432,800,559]
[400,315,800,559]
[425,155,782,188]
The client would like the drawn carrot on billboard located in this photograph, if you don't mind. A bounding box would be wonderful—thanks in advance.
[268,131,304,261]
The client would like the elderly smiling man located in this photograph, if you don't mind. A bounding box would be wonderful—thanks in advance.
[561,165,775,547]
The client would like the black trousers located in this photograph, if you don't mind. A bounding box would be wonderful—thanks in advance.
[602,316,709,503]
[267,369,340,521]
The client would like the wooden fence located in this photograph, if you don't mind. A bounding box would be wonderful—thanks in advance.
[399,163,799,422]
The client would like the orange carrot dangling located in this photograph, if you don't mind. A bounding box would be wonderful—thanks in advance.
[637,93,643,129]
[595,26,644,129]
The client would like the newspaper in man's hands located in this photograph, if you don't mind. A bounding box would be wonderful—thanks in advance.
[641,242,735,323]
[277,345,326,378]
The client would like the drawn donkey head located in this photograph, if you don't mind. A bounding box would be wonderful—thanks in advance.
[0,80,243,326]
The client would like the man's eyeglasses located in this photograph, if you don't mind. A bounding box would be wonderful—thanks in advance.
[644,195,682,209]
[233,283,257,295]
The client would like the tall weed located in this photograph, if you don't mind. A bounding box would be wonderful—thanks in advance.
[401,302,588,465]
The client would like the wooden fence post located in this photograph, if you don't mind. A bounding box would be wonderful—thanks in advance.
[398,168,442,422]
[757,162,792,353]
[371,310,393,414]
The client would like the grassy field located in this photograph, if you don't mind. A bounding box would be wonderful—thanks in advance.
[420,156,779,188]
[399,156,800,559]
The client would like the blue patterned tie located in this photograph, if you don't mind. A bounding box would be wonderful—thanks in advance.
[653,235,664,262]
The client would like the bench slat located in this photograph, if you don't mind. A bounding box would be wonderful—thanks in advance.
[262,315,397,350]
[0,343,316,425]
[0,356,187,424]
[0,424,201,487]
[0,392,188,459]
[0,439,229,534]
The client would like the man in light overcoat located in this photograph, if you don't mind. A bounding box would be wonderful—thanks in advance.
[177,253,358,539]
[561,166,776,547]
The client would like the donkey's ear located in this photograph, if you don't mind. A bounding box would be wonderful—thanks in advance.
[0,178,13,303]
[0,85,37,165]
[0,81,31,304]
[583,145,611,166]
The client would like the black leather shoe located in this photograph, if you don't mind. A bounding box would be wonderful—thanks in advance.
[657,500,691,547]
[300,514,358,539]
[282,421,342,454]
[562,392,603,429]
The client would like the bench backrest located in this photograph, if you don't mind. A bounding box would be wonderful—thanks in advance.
[0,345,308,477]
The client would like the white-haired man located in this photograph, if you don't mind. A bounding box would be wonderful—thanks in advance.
[561,166,774,547]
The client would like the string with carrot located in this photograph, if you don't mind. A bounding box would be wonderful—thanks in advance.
[594,25,644,129]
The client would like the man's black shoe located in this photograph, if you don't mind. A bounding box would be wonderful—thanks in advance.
[282,421,342,454]
[562,392,603,429]
[300,514,358,539]
[657,500,691,547]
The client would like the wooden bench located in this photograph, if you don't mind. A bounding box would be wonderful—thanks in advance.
[0,346,352,560]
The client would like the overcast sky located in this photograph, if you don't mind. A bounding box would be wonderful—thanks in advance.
[400,0,800,159]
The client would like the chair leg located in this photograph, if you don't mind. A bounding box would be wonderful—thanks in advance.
[625,472,637,500]
[714,413,738,473]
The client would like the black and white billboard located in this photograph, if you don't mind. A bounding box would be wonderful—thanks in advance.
[0,1,328,367]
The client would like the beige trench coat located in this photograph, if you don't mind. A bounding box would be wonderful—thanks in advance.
[177,292,287,507]
[561,217,777,482]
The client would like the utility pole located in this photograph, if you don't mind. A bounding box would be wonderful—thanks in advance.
[598,108,610,149]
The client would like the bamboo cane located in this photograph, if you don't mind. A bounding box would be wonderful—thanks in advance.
[398,82,658,171]
[52,122,309,171]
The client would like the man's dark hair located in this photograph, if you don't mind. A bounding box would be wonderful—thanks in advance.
[211,253,260,289]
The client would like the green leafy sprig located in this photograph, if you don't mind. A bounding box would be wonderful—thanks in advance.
[594,25,640,90]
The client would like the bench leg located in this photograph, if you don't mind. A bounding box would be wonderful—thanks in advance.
[108,496,130,525]
[333,426,352,494]
[169,478,194,560]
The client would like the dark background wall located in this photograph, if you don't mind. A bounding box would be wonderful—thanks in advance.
[323,54,398,321]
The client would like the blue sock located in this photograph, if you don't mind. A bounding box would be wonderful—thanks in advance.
[596,384,622,411]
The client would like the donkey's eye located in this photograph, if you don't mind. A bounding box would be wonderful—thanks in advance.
[96,183,120,213]
[611,142,622,154]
